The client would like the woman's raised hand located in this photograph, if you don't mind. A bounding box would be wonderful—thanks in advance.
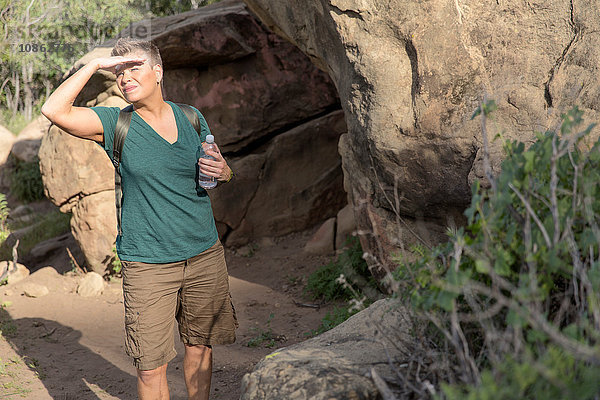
[93,56,147,74]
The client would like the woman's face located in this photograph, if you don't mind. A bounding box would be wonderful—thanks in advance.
[115,51,161,102]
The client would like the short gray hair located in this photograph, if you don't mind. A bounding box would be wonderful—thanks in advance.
[111,38,162,68]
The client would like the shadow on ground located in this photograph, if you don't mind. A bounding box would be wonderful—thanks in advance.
[0,307,137,400]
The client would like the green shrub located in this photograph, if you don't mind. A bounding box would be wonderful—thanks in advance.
[305,257,350,301]
[0,210,71,260]
[304,236,381,335]
[111,246,122,274]
[247,313,277,348]
[305,235,378,301]
[9,156,45,203]
[395,104,600,399]
[442,345,600,400]
[0,109,30,135]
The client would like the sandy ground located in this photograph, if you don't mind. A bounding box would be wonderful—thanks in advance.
[0,223,337,400]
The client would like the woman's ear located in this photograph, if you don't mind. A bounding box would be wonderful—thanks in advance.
[153,64,163,84]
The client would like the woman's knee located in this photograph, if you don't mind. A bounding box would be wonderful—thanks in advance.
[137,364,167,382]
[184,343,212,356]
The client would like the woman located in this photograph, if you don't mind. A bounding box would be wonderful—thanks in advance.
[41,38,237,400]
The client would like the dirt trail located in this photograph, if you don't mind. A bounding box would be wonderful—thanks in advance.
[0,228,336,400]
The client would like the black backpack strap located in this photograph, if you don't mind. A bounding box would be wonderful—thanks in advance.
[176,103,202,137]
[113,104,134,237]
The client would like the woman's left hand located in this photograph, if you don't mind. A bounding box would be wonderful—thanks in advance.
[198,142,232,182]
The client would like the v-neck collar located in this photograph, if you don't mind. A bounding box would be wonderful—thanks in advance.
[134,101,180,146]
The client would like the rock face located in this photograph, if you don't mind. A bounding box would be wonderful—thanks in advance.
[304,217,336,254]
[0,125,16,165]
[39,0,345,273]
[216,110,347,245]
[241,299,410,399]
[241,0,598,283]
[335,204,356,249]
[303,203,358,254]
[29,233,71,260]
[0,125,16,189]
[1,114,50,190]
[11,115,51,163]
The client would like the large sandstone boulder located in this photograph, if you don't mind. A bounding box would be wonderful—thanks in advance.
[0,125,16,165]
[241,0,600,283]
[0,125,16,188]
[217,110,347,245]
[241,299,410,399]
[11,115,51,162]
[39,0,344,273]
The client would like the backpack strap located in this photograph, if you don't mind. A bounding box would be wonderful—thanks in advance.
[111,103,202,238]
[113,104,134,237]
[175,103,202,134]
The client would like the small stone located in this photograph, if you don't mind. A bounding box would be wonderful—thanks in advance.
[22,283,49,298]
[77,272,105,297]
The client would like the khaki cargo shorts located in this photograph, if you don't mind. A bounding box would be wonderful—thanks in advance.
[121,239,238,370]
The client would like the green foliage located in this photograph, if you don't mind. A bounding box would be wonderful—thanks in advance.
[305,257,350,301]
[0,193,9,244]
[471,99,497,119]
[0,0,225,120]
[304,236,380,335]
[9,157,44,203]
[247,313,277,348]
[396,105,600,398]
[0,309,17,338]
[305,235,378,301]
[0,210,71,260]
[0,0,147,120]
[111,246,121,274]
[442,345,600,400]
[0,108,28,135]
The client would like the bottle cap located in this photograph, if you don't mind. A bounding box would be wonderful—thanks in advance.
[206,134,215,143]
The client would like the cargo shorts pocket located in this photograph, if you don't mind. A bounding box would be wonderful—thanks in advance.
[124,311,143,359]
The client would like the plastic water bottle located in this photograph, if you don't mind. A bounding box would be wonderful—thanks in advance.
[198,134,218,189]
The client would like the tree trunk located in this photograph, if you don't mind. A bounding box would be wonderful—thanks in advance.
[10,71,20,116]
[22,62,33,121]
[44,78,51,101]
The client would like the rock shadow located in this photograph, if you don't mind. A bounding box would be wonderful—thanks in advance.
[0,308,137,399]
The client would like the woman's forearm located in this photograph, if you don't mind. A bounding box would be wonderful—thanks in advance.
[41,60,100,121]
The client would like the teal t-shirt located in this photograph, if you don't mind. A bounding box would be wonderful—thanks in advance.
[91,101,218,263]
